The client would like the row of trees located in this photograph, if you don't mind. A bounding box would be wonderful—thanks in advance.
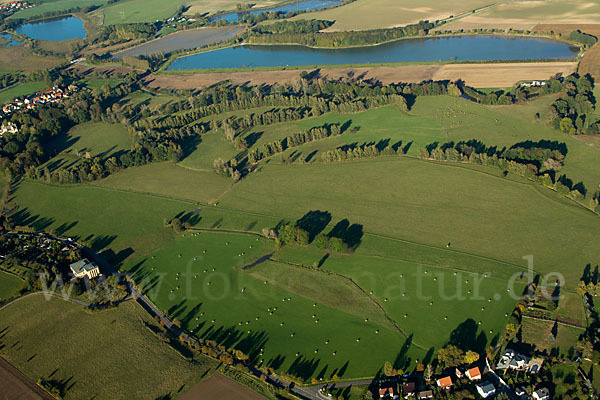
[247,123,344,163]
[321,141,404,162]
[246,19,438,47]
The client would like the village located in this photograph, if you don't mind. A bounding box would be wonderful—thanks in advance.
[1,84,77,116]
[0,1,33,16]
[317,350,555,400]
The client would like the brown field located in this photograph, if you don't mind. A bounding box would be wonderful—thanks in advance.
[0,356,54,400]
[178,373,265,400]
[146,62,577,89]
[185,0,284,16]
[68,64,142,77]
[81,39,145,56]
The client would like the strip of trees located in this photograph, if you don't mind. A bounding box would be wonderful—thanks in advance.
[247,123,344,163]
[245,19,438,47]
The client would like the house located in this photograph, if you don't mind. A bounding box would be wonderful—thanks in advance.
[70,258,101,279]
[533,388,550,400]
[509,354,531,371]
[516,387,531,399]
[402,382,416,397]
[455,367,464,379]
[417,390,433,400]
[528,357,544,374]
[497,349,515,369]
[476,382,496,398]
[378,386,395,398]
[466,366,482,381]
[0,122,18,135]
[437,376,453,390]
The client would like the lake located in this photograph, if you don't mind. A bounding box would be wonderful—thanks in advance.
[167,36,580,71]
[0,33,20,47]
[16,16,86,41]
[113,26,246,59]
[211,0,343,23]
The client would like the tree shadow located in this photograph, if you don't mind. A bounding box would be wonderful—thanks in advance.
[296,210,332,242]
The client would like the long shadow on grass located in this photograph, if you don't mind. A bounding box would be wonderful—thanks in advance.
[10,208,55,232]
[448,319,487,353]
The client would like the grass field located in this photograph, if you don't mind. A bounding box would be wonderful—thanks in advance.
[96,162,233,204]
[0,271,23,302]
[98,0,186,25]
[0,295,218,399]
[124,231,421,380]
[43,122,132,174]
[0,45,65,73]
[8,90,600,380]
[12,179,196,261]
[521,317,584,357]
[0,81,46,104]
[8,0,105,20]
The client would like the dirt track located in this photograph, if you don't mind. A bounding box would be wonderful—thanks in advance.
[144,62,577,89]
[0,356,54,400]
[178,373,265,400]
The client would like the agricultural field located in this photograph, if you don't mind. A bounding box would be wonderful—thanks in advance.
[0,270,23,302]
[445,0,600,31]
[179,373,265,400]
[0,81,46,104]
[97,0,186,25]
[146,62,577,90]
[7,0,105,20]
[293,0,494,31]
[0,295,218,399]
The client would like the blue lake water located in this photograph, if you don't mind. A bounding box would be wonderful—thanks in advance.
[16,16,86,41]
[167,36,580,70]
[211,0,343,22]
[0,33,20,47]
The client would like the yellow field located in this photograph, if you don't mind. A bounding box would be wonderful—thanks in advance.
[148,62,577,89]
[184,0,285,16]
[445,0,600,31]
[292,0,496,31]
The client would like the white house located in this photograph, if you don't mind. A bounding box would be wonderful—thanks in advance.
[476,382,496,398]
[70,259,101,279]
[533,388,550,400]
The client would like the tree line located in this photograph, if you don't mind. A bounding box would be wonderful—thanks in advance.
[247,123,345,163]
[321,140,405,162]
[245,19,438,47]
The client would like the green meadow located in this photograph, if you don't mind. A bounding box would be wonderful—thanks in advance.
[0,270,23,302]
[124,231,420,380]
[9,92,600,380]
[8,0,105,19]
[0,81,46,104]
[0,295,217,399]
[99,0,186,25]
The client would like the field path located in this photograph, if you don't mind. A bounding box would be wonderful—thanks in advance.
[0,356,55,400]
